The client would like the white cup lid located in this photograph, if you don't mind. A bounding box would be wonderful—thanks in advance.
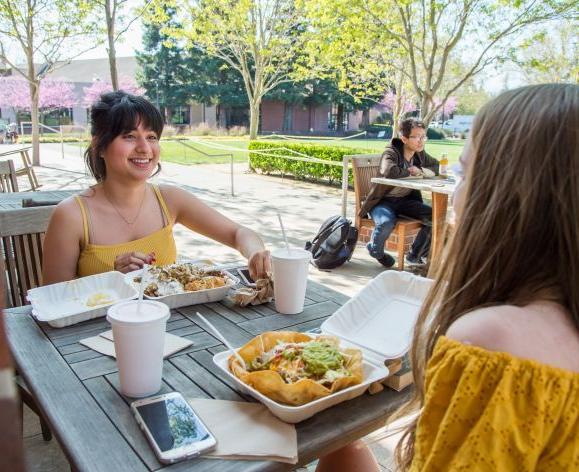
[271,248,312,260]
[107,300,169,327]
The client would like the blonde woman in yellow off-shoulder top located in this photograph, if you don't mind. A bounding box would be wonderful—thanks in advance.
[316,83,579,472]
[42,92,270,285]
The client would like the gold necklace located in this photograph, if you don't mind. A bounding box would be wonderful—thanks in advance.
[103,185,148,226]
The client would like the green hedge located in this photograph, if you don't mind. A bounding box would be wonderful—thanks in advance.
[426,128,446,139]
[248,141,372,185]
[19,136,88,143]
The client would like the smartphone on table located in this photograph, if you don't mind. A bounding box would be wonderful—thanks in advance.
[131,392,216,464]
[236,267,256,287]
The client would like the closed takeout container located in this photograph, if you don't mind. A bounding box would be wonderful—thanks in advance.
[125,266,239,310]
[213,271,432,423]
[28,271,138,328]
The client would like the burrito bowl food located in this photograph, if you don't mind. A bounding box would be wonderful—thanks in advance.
[229,331,363,406]
[133,263,229,297]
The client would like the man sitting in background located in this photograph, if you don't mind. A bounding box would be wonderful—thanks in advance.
[359,118,439,268]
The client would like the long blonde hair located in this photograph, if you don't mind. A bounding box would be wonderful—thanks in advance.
[395,83,579,469]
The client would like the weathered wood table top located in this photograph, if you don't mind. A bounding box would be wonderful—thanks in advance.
[0,189,78,210]
[370,176,456,196]
[6,279,410,472]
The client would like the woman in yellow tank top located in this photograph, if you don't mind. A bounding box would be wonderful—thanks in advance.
[316,84,579,471]
[42,92,270,284]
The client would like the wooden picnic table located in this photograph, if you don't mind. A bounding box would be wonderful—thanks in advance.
[0,189,78,211]
[371,176,455,269]
[5,279,410,472]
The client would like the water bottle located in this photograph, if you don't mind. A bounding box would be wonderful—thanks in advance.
[440,153,448,177]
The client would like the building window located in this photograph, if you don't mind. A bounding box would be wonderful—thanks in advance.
[327,104,348,131]
[171,106,191,125]
[282,103,293,131]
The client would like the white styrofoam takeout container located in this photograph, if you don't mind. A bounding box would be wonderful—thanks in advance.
[28,271,138,328]
[212,271,432,423]
[213,346,389,423]
[125,265,239,310]
[321,270,433,362]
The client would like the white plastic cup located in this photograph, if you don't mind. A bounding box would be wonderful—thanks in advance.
[271,248,311,314]
[107,300,170,397]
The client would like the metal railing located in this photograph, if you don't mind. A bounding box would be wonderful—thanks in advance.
[173,140,235,196]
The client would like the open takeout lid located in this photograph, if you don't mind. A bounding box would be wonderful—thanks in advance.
[320,271,433,361]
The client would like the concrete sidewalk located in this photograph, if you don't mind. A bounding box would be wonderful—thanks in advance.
[10,142,402,472]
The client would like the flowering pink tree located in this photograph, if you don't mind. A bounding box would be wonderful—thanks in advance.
[40,79,77,109]
[0,77,76,111]
[434,96,458,118]
[381,91,416,115]
[83,75,145,107]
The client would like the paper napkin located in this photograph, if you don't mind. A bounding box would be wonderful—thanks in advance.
[79,330,193,358]
[188,398,298,464]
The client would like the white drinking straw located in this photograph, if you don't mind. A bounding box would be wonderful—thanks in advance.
[137,264,148,313]
[276,210,291,254]
[196,312,246,368]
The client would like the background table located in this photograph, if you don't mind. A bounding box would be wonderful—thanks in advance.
[371,177,455,266]
[6,280,410,472]
[0,189,78,211]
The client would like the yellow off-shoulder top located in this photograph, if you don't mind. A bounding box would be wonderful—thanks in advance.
[411,336,579,471]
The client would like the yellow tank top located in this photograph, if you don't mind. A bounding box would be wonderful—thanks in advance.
[411,336,579,471]
[75,184,177,277]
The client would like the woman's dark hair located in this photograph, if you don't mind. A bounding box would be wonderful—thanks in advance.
[84,91,164,182]
[398,118,425,138]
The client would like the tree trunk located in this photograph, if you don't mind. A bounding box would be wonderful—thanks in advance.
[361,109,370,128]
[249,101,260,140]
[29,81,41,166]
[336,104,345,133]
[105,0,119,90]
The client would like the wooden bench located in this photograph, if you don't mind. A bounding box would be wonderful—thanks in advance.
[351,154,422,270]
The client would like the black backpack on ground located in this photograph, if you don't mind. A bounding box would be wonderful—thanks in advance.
[305,216,359,270]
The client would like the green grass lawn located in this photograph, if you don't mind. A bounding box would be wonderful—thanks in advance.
[159,137,464,165]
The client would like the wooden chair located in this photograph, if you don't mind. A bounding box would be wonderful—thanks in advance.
[351,154,422,271]
[0,147,41,191]
[0,160,20,193]
[0,206,54,441]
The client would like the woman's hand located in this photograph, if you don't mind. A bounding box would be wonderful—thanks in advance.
[247,250,271,280]
[114,252,156,273]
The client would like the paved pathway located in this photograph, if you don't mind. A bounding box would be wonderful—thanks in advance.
[6,141,402,472]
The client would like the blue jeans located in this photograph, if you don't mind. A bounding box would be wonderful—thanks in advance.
[367,196,432,260]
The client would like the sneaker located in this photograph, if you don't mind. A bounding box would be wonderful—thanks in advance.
[377,253,396,268]
[406,253,425,265]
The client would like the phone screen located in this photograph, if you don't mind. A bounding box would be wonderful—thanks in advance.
[237,268,255,285]
[136,395,211,452]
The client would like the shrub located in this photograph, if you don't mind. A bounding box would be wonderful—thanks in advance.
[20,135,87,143]
[228,125,247,136]
[364,125,393,139]
[248,141,371,185]
[426,128,445,139]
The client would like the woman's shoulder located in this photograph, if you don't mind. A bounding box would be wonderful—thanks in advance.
[156,183,201,206]
[446,302,579,373]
